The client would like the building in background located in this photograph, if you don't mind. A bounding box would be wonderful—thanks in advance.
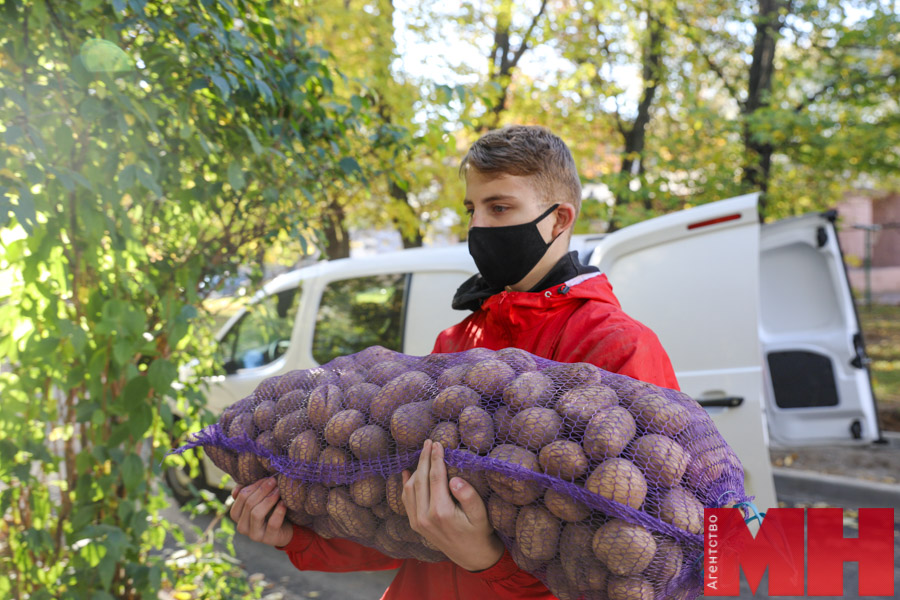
[836,190,900,305]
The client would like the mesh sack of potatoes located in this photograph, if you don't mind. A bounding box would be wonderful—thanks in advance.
[174,345,750,600]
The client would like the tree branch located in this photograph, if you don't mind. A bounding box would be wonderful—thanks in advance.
[509,0,548,70]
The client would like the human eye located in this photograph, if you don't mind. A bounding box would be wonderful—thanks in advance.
[492,205,509,214]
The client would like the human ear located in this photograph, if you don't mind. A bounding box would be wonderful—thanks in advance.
[551,203,577,237]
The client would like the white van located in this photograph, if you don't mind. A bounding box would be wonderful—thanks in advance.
[169,193,881,512]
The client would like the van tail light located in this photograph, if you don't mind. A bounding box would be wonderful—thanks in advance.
[687,213,742,230]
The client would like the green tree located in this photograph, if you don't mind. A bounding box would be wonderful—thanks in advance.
[0,0,406,597]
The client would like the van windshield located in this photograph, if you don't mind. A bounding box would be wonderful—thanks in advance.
[219,285,301,372]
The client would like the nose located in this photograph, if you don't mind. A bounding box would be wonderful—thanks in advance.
[468,209,483,229]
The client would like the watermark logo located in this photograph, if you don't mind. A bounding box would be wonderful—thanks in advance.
[704,507,894,596]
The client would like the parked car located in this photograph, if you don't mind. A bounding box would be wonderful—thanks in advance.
[166,193,881,512]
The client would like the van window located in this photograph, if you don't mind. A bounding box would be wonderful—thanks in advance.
[313,274,409,364]
[220,286,301,372]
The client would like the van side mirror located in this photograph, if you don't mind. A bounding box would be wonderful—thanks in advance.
[223,359,239,375]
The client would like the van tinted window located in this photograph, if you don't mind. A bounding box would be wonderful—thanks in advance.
[220,286,301,371]
[313,274,408,364]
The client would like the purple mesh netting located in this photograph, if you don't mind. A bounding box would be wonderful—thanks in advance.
[172,345,750,600]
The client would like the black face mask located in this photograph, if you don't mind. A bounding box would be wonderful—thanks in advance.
[467,203,560,290]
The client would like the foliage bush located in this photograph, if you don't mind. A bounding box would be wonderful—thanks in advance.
[0,1,410,597]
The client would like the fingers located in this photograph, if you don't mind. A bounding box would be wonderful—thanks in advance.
[265,499,287,540]
[248,483,281,539]
[234,477,277,537]
[428,442,453,514]
[232,485,243,499]
[449,476,487,526]
[229,479,262,524]
[412,440,432,512]
[401,469,417,529]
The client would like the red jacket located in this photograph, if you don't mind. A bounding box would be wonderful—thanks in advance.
[280,271,679,599]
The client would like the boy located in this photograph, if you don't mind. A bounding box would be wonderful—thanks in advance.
[229,125,678,599]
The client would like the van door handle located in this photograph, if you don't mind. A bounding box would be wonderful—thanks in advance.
[696,396,744,408]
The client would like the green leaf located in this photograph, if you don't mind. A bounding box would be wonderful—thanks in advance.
[128,400,153,438]
[121,453,143,493]
[123,375,150,404]
[227,162,245,191]
[117,164,137,191]
[338,157,361,175]
[136,168,162,197]
[98,553,117,590]
[210,73,231,100]
[148,359,176,392]
[240,125,263,155]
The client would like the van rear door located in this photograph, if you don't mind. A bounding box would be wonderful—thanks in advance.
[586,193,777,511]
[759,211,882,446]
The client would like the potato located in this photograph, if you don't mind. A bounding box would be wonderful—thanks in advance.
[253,400,278,431]
[390,401,436,448]
[324,409,366,447]
[204,445,238,477]
[349,424,391,461]
[355,344,400,366]
[408,542,446,563]
[370,371,434,426]
[446,449,491,497]
[227,412,256,439]
[605,377,659,408]
[510,407,562,450]
[464,359,517,397]
[583,407,637,460]
[308,384,343,431]
[374,524,407,557]
[555,384,618,427]
[657,486,704,534]
[486,444,542,505]
[631,434,689,487]
[628,393,691,437]
[218,405,241,436]
[343,382,380,414]
[371,502,392,519]
[560,523,609,591]
[254,430,279,472]
[349,474,386,508]
[429,421,460,449]
[311,515,344,539]
[337,369,366,391]
[510,542,546,573]
[435,363,471,389]
[304,483,330,515]
[432,385,481,419]
[275,389,308,418]
[462,347,497,363]
[367,360,411,386]
[607,576,654,600]
[648,537,684,597]
[493,405,516,442]
[286,508,313,527]
[584,458,647,510]
[487,494,519,538]
[496,347,537,373]
[458,405,494,453]
[277,474,307,511]
[273,409,310,447]
[544,560,579,600]
[287,428,320,464]
[327,487,376,539]
[542,362,603,388]
[385,472,406,516]
[255,375,285,401]
[235,452,267,485]
[502,371,552,411]
[328,355,357,372]
[317,446,350,487]
[385,512,419,543]
[592,518,657,577]
[539,440,588,481]
[544,487,590,522]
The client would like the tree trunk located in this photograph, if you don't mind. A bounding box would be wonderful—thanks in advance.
[619,12,664,213]
[742,0,782,218]
[323,200,351,259]
[389,179,424,248]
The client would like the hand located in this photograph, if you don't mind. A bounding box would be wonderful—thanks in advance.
[230,477,294,548]
[402,440,505,572]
